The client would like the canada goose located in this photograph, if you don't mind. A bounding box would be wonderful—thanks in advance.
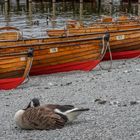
[14,98,67,130]
[30,98,90,122]
[14,98,89,130]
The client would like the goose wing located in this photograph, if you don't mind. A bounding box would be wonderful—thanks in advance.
[45,104,74,112]
[22,107,66,130]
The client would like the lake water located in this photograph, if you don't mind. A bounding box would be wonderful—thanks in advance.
[0,1,139,37]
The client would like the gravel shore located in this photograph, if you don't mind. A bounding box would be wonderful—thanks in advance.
[0,58,140,140]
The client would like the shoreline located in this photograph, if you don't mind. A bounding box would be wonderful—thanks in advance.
[0,58,140,140]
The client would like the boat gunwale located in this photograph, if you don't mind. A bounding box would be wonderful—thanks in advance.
[0,35,106,49]
[46,27,140,37]
[0,26,140,43]
[0,51,29,57]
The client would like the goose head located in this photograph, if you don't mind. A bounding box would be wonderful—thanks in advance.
[25,98,40,109]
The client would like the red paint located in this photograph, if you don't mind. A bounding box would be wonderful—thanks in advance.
[0,77,24,90]
[103,50,140,60]
[30,60,100,76]
[30,50,140,76]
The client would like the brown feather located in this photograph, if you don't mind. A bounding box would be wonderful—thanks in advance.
[22,106,66,130]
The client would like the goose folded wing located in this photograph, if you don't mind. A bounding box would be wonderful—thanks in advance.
[22,107,66,130]
[45,104,74,112]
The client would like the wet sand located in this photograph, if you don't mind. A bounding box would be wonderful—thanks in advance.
[0,58,140,140]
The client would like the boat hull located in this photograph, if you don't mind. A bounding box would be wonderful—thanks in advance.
[30,59,100,75]
[0,34,107,76]
[103,50,140,60]
[0,48,33,90]
[0,77,24,90]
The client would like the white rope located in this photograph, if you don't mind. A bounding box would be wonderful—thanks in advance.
[22,75,30,85]
[21,57,33,85]
[99,34,109,60]
[101,34,105,55]
[99,37,140,71]
[99,34,113,70]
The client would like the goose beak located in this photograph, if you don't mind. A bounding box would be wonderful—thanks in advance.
[23,101,31,110]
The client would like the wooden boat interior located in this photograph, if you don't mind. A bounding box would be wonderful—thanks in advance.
[62,16,140,30]
[0,26,22,41]
[47,19,140,37]
[0,48,34,79]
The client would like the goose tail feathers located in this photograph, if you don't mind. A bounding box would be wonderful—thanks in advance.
[64,108,90,122]
[71,108,90,112]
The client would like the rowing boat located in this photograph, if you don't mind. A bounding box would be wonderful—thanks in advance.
[0,33,109,75]
[47,16,140,37]
[0,25,139,63]
[0,26,22,41]
[0,48,34,90]
[47,22,140,37]
[66,16,139,29]
[46,25,140,60]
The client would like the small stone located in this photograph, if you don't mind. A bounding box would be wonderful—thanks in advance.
[48,82,54,86]
[78,88,82,91]
[65,82,72,86]
[130,101,138,105]
[60,84,63,86]
[136,69,140,72]
[44,87,50,89]
[122,104,127,107]
[109,101,119,105]
[98,100,107,105]
[130,133,135,136]
[94,98,101,102]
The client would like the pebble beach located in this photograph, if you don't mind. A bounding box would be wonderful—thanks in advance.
[0,58,140,140]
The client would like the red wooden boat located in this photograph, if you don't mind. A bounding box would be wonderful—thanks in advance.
[47,27,140,61]
[0,33,110,76]
[0,48,34,90]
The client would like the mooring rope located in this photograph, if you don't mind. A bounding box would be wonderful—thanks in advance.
[21,56,33,85]
[99,34,113,70]
[21,75,30,85]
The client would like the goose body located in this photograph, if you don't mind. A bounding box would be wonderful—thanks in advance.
[14,98,89,130]
[14,101,66,130]
[32,98,90,122]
